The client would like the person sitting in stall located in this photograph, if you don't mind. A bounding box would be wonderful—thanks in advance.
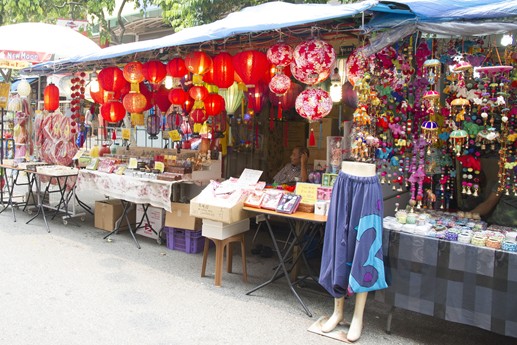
[272,146,309,185]
[471,183,517,227]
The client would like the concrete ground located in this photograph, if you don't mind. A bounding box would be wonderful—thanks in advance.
[0,189,515,345]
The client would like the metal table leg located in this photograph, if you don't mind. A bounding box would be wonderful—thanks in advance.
[103,200,141,249]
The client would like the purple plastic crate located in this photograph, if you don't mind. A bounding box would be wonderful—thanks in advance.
[165,227,205,254]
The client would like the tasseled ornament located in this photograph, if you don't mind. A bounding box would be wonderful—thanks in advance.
[277,101,282,120]
[309,128,316,146]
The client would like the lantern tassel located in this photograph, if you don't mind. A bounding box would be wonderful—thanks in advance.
[277,102,282,120]
[309,128,316,146]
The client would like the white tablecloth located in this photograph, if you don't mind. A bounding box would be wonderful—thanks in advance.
[76,170,180,212]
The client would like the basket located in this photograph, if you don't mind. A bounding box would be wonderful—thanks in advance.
[164,227,205,254]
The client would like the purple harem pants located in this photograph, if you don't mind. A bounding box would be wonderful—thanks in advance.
[318,171,387,298]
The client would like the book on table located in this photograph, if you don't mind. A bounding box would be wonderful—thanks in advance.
[260,189,285,210]
[276,193,302,214]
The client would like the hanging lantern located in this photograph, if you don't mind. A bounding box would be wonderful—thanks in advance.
[142,60,167,86]
[184,50,213,84]
[17,79,31,97]
[169,88,188,105]
[290,62,330,85]
[203,68,215,85]
[123,62,145,84]
[219,82,243,116]
[123,92,147,114]
[166,110,182,131]
[189,85,209,102]
[450,98,470,125]
[423,59,441,89]
[166,57,188,78]
[421,120,439,146]
[269,73,291,95]
[98,67,126,92]
[190,108,208,124]
[233,50,269,88]
[44,83,60,111]
[246,81,267,114]
[146,112,161,139]
[212,52,235,89]
[293,39,336,75]
[295,88,333,121]
[269,82,303,111]
[101,101,126,123]
[449,129,468,156]
[183,96,195,114]
[267,42,294,71]
[153,85,172,112]
[204,93,225,116]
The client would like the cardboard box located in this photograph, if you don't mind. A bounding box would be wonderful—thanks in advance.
[165,202,202,231]
[135,205,165,240]
[94,199,136,232]
[190,196,250,224]
[202,218,250,240]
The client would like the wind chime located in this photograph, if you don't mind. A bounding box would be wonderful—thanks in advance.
[421,56,442,151]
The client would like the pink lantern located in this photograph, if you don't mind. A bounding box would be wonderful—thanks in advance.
[269,73,291,96]
[295,88,333,121]
[293,39,336,75]
[267,42,294,69]
[290,62,329,85]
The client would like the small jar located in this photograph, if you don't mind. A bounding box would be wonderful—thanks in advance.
[406,212,417,225]
[396,211,407,224]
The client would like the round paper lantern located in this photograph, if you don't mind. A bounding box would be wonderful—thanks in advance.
[98,67,126,92]
[342,81,358,109]
[142,60,167,85]
[190,108,208,124]
[17,79,31,97]
[269,81,303,111]
[138,82,153,111]
[153,85,172,112]
[183,97,194,113]
[168,88,188,105]
[293,39,336,75]
[233,50,269,88]
[44,83,60,111]
[295,88,333,121]
[166,57,188,78]
[189,85,209,101]
[269,73,291,95]
[203,68,215,85]
[290,62,330,85]
[219,82,243,116]
[146,113,161,139]
[212,52,235,89]
[204,93,225,116]
[246,81,268,114]
[267,42,294,68]
[184,51,213,76]
[123,61,145,84]
[101,101,126,122]
[123,92,147,114]
[89,81,106,104]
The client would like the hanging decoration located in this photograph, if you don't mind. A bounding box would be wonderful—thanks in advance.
[295,88,333,122]
[267,42,294,72]
[17,79,31,97]
[43,83,59,111]
[246,81,267,114]
[123,61,145,84]
[219,82,243,116]
[204,93,225,117]
[233,50,269,88]
[168,88,188,105]
[101,101,126,123]
[142,60,167,88]
[184,50,213,84]
[212,52,235,89]
[166,57,188,78]
[146,110,161,139]
[98,67,126,93]
[153,85,172,112]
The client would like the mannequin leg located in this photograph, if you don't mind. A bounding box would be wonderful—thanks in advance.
[347,292,367,342]
[321,297,345,333]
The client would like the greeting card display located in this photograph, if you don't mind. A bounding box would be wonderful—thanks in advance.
[244,190,265,208]
[260,190,285,210]
[276,193,302,214]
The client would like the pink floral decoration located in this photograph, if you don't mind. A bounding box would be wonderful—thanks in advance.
[290,62,330,85]
[295,88,333,121]
[267,42,294,68]
[269,73,291,95]
[293,39,336,76]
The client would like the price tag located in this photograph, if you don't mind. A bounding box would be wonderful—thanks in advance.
[128,157,138,169]
[169,130,181,141]
[154,161,165,173]
[121,128,131,140]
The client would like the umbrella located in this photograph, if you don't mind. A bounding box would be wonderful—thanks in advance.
[0,22,101,71]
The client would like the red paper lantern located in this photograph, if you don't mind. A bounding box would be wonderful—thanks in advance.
[203,68,214,85]
[101,101,126,123]
[190,108,208,124]
[123,92,147,113]
[183,97,194,113]
[142,60,167,85]
[204,93,225,116]
[233,50,269,88]
[267,42,294,68]
[44,83,60,111]
[295,88,333,121]
[212,52,235,89]
[123,62,145,84]
[168,88,188,105]
[293,39,336,75]
[269,73,291,95]
[246,81,268,114]
[166,57,188,78]
[153,85,172,112]
[138,82,153,111]
[184,51,213,76]
[189,85,209,101]
[98,67,126,92]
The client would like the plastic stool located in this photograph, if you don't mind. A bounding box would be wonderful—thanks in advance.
[201,233,247,287]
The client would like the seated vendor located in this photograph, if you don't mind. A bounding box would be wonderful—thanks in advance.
[272,146,309,185]
[471,181,517,228]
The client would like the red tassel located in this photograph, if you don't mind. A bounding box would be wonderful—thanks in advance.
[309,128,316,146]
[277,102,282,120]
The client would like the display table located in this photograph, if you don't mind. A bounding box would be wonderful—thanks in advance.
[0,163,36,221]
[375,228,517,338]
[243,206,327,317]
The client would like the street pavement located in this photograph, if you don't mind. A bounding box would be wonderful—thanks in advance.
[0,189,515,345]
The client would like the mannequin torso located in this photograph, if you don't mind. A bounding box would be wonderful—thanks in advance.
[341,161,376,177]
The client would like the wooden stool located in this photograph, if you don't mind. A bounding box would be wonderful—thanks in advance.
[201,233,247,287]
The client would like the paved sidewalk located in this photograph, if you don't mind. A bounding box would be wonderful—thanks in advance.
[0,190,515,345]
